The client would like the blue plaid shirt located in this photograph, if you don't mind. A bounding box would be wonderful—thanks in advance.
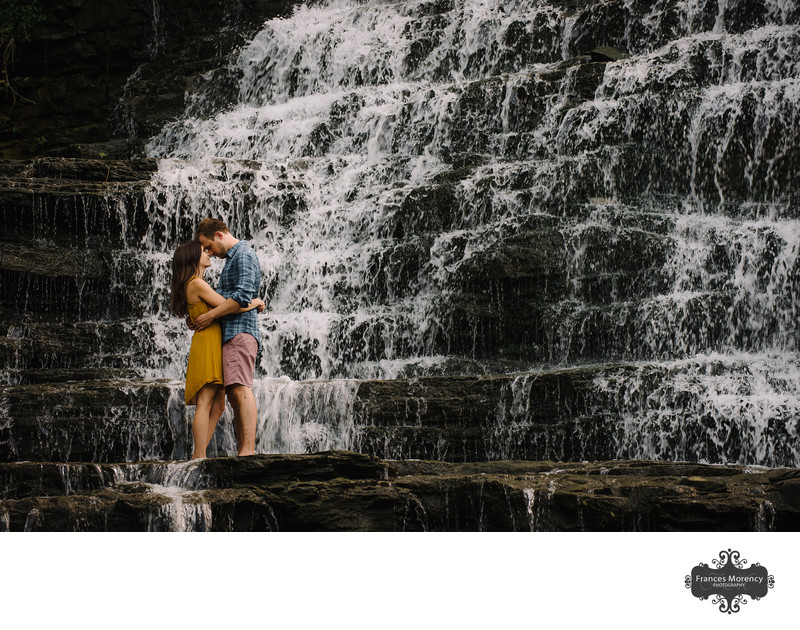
[217,241,261,350]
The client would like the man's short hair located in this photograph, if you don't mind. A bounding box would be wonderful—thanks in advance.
[195,218,230,240]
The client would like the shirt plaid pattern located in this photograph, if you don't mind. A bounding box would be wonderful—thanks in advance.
[217,241,261,349]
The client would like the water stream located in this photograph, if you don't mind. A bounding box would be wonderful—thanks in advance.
[15,0,800,467]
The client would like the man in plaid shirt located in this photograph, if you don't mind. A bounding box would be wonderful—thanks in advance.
[193,218,262,456]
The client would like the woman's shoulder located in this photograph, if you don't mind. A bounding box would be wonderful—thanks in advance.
[185,277,210,302]
[186,276,209,288]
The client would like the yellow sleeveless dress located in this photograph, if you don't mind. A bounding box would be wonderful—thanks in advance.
[184,298,224,405]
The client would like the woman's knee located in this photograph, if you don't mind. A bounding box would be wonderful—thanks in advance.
[195,385,217,410]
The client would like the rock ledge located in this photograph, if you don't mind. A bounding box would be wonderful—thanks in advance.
[1,451,797,531]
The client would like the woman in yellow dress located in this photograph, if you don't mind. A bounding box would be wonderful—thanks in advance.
[170,241,264,459]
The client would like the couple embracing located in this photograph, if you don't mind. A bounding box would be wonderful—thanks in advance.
[170,218,262,459]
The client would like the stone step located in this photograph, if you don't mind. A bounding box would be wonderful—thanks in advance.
[0,288,779,383]
[0,379,183,463]
[354,413,617,462]
[4,157,158,182]
[447,290,737,364]
[0,451,797,531]
[353,363,800,467]
[0,207,676,320]
[1,262,776,379]
[2,361,799,467]
[0,318,178,374]
[0,158,156,247]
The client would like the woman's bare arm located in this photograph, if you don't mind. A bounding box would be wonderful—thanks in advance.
[188,278,264,313]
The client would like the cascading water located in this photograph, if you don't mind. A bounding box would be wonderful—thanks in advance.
[82,0,800,465]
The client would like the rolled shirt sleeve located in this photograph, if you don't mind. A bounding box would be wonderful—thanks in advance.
[217,241,262,350]
[226,251,259,307]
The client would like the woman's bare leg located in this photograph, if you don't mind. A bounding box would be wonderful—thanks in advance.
[191,385,217,459]
[205,386,225,450]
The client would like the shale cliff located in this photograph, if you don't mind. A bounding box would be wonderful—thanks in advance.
[3,451,798,531]
[1,0,799,531]
[0,0,298,158]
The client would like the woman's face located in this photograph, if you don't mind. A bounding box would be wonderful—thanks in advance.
[199,250,211,268]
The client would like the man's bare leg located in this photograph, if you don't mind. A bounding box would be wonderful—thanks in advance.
[227,384,257,456]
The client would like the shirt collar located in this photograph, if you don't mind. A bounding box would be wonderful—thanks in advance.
[225,241,243,260]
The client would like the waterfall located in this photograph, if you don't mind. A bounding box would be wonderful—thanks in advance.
[6,0,796,466]
[124,0,800,465]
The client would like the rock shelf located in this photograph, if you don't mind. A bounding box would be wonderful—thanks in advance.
[1,451,796,531]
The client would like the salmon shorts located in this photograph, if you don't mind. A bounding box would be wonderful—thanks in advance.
[222,333,258,388]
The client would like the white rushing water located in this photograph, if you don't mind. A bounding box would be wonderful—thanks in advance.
[115,0,800,464]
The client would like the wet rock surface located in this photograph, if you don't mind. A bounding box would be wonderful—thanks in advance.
[0,153,687,380]
[4,362,795,468]
[0,0,798,533]
[0,378,180,463]
[1,0,301,158]
[0,157,160,383]
[0,451,796,531]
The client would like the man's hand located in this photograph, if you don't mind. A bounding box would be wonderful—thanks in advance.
[185,316,196,331]
[193,311,215,331]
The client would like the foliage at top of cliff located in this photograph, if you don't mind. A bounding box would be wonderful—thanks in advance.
[1,0,44,39]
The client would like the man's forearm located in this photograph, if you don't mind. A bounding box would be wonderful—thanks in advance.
[206,298,242,321]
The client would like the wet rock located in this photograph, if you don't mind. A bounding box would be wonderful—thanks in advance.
[20,157,158,182]
[1,0,302,158]
[0,157,156,248]
[352,369,607,461]
[0,156,160,379]
[0,379,181,463]
[0,319,144,374]
[588,46,631,62]
[0,452,797,531]
[3,356,797,467]
[0,243,108,278]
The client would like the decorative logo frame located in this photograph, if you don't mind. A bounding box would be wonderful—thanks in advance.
[686,549,774,613]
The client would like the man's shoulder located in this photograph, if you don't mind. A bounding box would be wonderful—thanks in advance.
[239,240,258,257]
[225,241,256,264]
[222,241,259,285]
[237,241,260,268]
[229,240,256,257]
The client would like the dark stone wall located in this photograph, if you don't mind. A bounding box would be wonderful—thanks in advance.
[1,452,798,531]
[0,0,298,158]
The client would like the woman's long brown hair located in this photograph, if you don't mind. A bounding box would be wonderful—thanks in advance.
[170,241,201,317]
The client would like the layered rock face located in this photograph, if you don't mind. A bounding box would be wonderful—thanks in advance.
[0,0,298,158]
[2,451,798,531]
[1,0,799,530]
